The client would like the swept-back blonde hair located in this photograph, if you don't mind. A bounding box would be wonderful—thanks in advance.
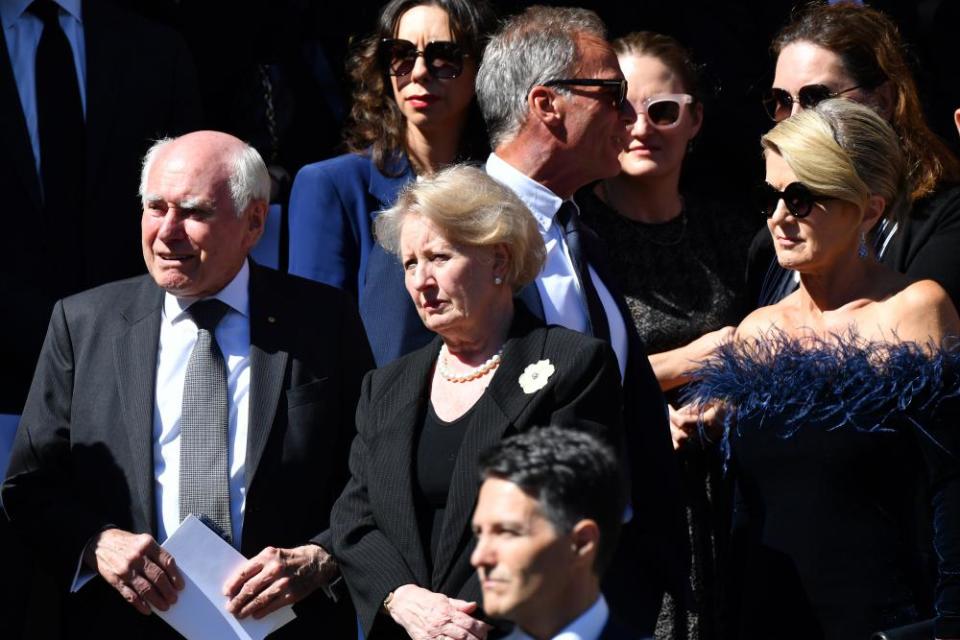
[376,164,545,290]
[762,98,908,225]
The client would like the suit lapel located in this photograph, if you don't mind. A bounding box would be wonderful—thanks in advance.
[431,310,548,587]
[81,0,120,197]
[246,264,289,490]
[114,277,164,534]
[370,340,437,586]
[0,26,41,209]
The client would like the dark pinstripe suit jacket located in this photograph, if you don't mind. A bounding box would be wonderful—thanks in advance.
[331,306,625,639]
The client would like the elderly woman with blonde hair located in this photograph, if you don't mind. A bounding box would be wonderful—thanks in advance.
[331,164,625,640]
[686,99,960,640]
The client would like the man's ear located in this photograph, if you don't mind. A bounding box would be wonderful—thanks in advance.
[528,85,563,128]
[954,108,960,139]
[570,519,600,564]
[243,200,268,249]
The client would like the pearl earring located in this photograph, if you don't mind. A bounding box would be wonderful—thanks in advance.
[494,276,503,285]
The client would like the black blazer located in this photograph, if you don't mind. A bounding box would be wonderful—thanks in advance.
[1,264,373,639]
[331,307,624,638]
[0,0,202,414]
[519,220,687,633]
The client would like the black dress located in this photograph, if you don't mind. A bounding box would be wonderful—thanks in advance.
[577,189,759,356]
[686,334,960,640]
[577,188,760,640]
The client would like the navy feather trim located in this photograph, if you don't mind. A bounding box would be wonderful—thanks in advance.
[682,331,960,462]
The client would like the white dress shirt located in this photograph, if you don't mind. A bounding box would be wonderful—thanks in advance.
[154,261,252,548]
[72,262,252,592]
[0,0,87,175]
[486,153,628,378]
[502,595,611,640]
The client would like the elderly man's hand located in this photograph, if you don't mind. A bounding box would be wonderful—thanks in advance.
[223,544,337,619]
[386,583,491,640]
[83,528,183,615]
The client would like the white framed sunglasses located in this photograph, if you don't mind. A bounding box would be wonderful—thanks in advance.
[635,93,694,128]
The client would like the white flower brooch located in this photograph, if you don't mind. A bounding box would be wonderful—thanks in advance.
[518,359,555,394]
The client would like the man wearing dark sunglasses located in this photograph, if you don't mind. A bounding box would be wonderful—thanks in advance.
[476,6,686,638]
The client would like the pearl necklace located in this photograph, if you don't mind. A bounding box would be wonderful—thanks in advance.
[438,343,503,383]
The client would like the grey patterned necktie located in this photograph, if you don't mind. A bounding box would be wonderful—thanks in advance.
[179,298,233,543]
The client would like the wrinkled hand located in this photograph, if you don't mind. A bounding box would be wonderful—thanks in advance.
[83,528,183,615]
[224,544,337,619]
[669,403,723,450]
[386,584,490,640]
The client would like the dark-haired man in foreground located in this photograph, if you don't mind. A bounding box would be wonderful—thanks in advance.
[471,427,647,640]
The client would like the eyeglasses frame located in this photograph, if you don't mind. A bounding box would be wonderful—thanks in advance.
[763,84,863,121]
[541,78,628,111]
[379,38,469,80]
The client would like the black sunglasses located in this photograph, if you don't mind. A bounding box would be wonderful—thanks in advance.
[379,38,467,79]
[543,78,628,110]
[763,84,862,121]
[756,181,828,218]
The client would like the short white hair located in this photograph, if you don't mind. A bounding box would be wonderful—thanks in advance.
[138,136,271,216]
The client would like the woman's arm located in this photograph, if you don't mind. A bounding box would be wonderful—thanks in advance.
[649,326,735,392]
[287,159,364,295]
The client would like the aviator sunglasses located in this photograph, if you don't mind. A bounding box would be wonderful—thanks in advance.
[756,181,828,218]
[635,93,694,128]
[763,84,862,121]
[379,38,467,79]
[543,78,628,110]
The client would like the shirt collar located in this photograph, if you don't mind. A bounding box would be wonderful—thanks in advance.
[2,0,83,29]
[164,260,251,325]
[503,595,609,640]
[486,153,566,233]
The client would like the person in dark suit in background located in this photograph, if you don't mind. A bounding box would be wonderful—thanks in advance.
[286,0,494,366]
[331,165,625,640]
[2,131,372,638]
[0,0,202,416]
[475,7,685,634]
[472,427,641,640]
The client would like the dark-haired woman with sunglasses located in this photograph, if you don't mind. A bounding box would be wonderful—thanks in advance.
[287,0,494,367]
[687,98,960,640]
[747,2,960,314]
[574,31,760,640]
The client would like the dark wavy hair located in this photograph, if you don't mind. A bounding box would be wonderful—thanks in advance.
[773,1,960,200]
[343,0,495,175]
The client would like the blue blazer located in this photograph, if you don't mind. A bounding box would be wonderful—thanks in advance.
[288,151,435,366]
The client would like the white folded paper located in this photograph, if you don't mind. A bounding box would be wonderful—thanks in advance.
[156,515,296,639]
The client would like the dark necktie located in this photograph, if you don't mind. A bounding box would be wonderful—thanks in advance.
[29,0,84,213]
[556,201,610,341]
[179,299,233,543]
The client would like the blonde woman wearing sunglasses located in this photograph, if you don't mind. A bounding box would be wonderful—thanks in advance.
[574,31,760,640]
[749,2,960,313]
[686,98,960,640]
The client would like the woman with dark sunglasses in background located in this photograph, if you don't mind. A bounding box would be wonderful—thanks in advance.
[287,0,494,367]
[575,31,760,640]
[746,2,960,312]
[689,98,960,640]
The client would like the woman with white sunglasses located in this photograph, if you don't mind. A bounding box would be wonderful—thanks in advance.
[578,32,758,399]
[576,31,760,640]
